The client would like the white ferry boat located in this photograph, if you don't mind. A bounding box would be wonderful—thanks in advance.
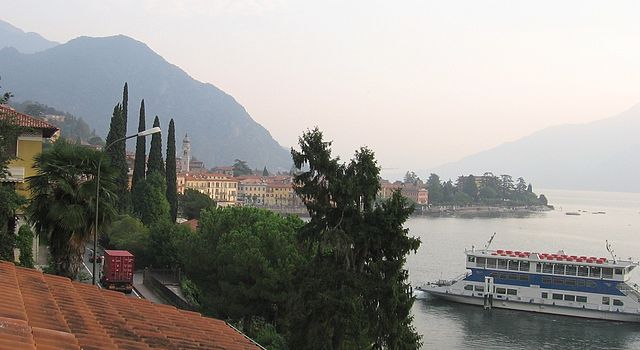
[417,242,640,322]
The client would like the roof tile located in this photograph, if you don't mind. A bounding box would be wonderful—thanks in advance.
[0,261,262,350]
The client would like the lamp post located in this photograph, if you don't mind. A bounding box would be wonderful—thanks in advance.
[93,126,161,285]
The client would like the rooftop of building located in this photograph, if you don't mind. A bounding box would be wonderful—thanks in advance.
[0,261,262,350]
[0,105,59,138]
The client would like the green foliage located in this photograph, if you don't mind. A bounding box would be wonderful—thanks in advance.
[0,77,12,103]
[290,127,422,349]
[241,316,288,350]
[182,207,304,343]
[122,83,128,130]
[148,220,192,268]
[166,119,178,222]
[16,225,34,268]
[180,278,202,308]
[262,166,269,177]
[147,116,164,176]
[132,100,146,192]
[12,100,101,144]
[178,189,215,220]
[27,140,118,279]
[104,215,152,268]
[132,172,171,226]
[0,228,15,261]
[105,103,130,213]
[232,159,252,177]
[428,172,546,207]
[404,170,422,185]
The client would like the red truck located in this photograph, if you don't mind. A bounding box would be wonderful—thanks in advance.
[100,250,134,294]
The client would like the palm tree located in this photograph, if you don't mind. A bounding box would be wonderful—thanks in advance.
[27,141,117,279]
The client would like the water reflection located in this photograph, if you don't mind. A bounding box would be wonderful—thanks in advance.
[415,296,640,350]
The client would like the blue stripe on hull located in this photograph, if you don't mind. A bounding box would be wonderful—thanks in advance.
[465,268,625,296]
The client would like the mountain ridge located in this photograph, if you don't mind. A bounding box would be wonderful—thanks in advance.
[0,26,291,170]
[0,19,58,54]
[431,102,640,192]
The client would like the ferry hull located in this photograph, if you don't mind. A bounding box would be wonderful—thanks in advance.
[426,290,640,323]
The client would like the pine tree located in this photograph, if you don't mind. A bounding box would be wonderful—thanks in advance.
[132,100,146,191]
[166,119,178,222]
[105,104,130,213]
[122,82,128,129]
[262,166,269,177]
[147,116,164,176]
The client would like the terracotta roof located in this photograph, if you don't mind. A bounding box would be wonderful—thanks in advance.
[0,261,262,350]
[0,105,59,138]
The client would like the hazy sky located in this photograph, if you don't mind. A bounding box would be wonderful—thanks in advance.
[4,0,640,178]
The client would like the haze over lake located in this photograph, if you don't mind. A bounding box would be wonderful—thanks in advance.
[406,189,640,349]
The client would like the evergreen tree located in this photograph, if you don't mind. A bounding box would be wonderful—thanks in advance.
[105,104,130,213]
[147,116,164,176]
[289,127,422,349]
[132,173,171,226]
[132,100,146,191]
[166,119,178,222]
[122,82,128,130]
[262,166,269,177]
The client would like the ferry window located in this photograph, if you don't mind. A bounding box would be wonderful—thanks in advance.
[566,265,577,276]
[553,277,564,285]
[541,292,548,299]
[508,260,519,271]
[614,268,623,275]
[613,299,624,306]
[464,285,474,291]
[578,266,589,277]
[565,279,576,287]
[576,296,587,303]
[486,258,497,268]
[498,259,507,269]
[495,287,506,294]
[553,264,565,275]
[591,267,601,278]
[536,263,542,273]
[602,268,613,279]
[543,263,553,274]
[602,297,610,305]
[476,257,486,266]
[542,277,552,284]
[499,273,508,280]
[519,274,529,281]
[490,272,498,278]
[586,281,597,288]
[552,293,563,300]
[468,256,475,263]
[520,261,530,271]
[576,280,585,287]
[507,289,517,296]
[508,274,518,280]
[564,295,576,302]
[475,285,485,292]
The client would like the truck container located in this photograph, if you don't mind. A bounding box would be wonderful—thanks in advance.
[100,250,134,293]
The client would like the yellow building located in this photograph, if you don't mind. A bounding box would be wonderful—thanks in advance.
[0,105,59,197]
[265,182,298,207]
[238,177,267,205]
[177,172,238,207]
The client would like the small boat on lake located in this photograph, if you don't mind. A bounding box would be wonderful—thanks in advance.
[565,212,581,216]
[416,242,640,322]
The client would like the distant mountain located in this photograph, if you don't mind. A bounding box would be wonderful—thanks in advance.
[0,28,291,170]
[0,19,58,53]
[432,103,640,192]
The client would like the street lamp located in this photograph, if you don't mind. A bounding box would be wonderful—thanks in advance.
[93,126,161,285]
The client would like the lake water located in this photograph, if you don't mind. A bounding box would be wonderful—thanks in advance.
[406,189,640,349]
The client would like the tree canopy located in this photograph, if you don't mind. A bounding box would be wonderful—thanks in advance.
[232,159,252,177]
[178,189,216,220]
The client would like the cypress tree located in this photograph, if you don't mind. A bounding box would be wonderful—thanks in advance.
[122,82,128,130]
[132,100,146,191]
[147,116,164,176]
[166,119,178,222]
[262,166,269,177]
[105,104,130,213]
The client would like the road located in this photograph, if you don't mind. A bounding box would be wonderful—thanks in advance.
[82,244,142,299]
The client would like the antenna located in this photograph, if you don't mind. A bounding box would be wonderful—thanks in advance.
[606,240,617,263]
[485,232,496,250]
